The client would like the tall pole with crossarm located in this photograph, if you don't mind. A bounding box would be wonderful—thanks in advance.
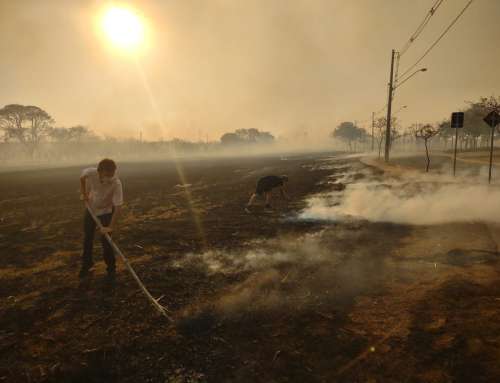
[384,49,427,163]
[384,49,396,163]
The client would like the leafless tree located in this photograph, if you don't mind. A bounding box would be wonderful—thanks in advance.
[415,124,439,172]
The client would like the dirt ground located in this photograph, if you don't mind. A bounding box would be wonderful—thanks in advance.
[1,153,500,383]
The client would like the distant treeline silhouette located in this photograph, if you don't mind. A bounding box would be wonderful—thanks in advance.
[330,95,500,154]
[0,104,277,164]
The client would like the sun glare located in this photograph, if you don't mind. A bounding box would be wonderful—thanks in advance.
[101,6,144,51]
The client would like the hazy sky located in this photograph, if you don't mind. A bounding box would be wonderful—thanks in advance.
[1,0,499,142]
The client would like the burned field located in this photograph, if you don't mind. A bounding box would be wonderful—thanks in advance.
[1,154,500,383]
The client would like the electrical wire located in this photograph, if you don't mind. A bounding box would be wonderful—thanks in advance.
[399,0,445,57]
[399,0,474,79]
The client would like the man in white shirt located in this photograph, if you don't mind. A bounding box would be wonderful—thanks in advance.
[79,158,123,282]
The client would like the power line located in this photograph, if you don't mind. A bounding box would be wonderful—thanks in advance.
[399,0,474,79]
[395,0,444,90]
[399,0,445,57]
[393,52,401,92]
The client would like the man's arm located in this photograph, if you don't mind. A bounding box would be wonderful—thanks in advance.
[101,180,123,234]
[80,176,89,201]
[110,205,121,229]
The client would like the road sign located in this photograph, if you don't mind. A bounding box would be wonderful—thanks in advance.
[451,112,464,128]
[484,110,500,128]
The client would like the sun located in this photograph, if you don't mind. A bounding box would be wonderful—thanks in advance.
[101,6,144,51]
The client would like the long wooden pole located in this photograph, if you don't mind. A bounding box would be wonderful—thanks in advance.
[384,49,395,163]
[85,203,173,322]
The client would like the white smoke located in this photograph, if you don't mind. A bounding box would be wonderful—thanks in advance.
[174,230,334,275]
[175,230,345,315]
[300,160,500,225]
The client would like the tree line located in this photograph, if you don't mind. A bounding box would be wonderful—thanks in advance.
[0,104,276,163]
[331,95,500,156]
[1,95,498,164]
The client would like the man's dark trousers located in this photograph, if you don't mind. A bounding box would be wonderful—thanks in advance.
[82,210,115,273]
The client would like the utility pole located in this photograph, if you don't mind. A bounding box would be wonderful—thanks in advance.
[384,49,396,163]
[371,111,375,151]
[488,125,495,184]
[354,120,358,152]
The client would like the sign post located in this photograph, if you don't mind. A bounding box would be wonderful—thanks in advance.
[451,112,464,176]
[484,110,500,183]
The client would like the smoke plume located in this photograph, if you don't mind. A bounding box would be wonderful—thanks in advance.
[300,161,500,225]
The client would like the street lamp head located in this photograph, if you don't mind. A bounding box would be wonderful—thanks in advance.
[420,68,428,72]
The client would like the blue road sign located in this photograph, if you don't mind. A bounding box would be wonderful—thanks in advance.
[451,112,464,128]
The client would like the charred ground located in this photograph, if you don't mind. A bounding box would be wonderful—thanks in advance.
[1,153,500,383]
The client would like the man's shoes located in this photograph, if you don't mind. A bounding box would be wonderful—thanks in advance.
[244,206,252,214]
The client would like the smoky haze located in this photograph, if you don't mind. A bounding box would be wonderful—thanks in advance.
[0,0,499,143]
[300,159,500,225]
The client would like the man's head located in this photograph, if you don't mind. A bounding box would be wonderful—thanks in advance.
[97,158,117,181]
[281,175,289,183]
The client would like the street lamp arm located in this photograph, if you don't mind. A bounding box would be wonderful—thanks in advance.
[394,105,408,115]
[394,68,427,90]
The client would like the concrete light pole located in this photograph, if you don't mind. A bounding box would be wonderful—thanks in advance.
[384,50,396,163]
[384,49,427,163]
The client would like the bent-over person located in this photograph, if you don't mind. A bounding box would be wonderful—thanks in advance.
[246,175,289,211]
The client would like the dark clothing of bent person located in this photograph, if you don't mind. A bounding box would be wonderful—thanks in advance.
[246,175,289,210]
